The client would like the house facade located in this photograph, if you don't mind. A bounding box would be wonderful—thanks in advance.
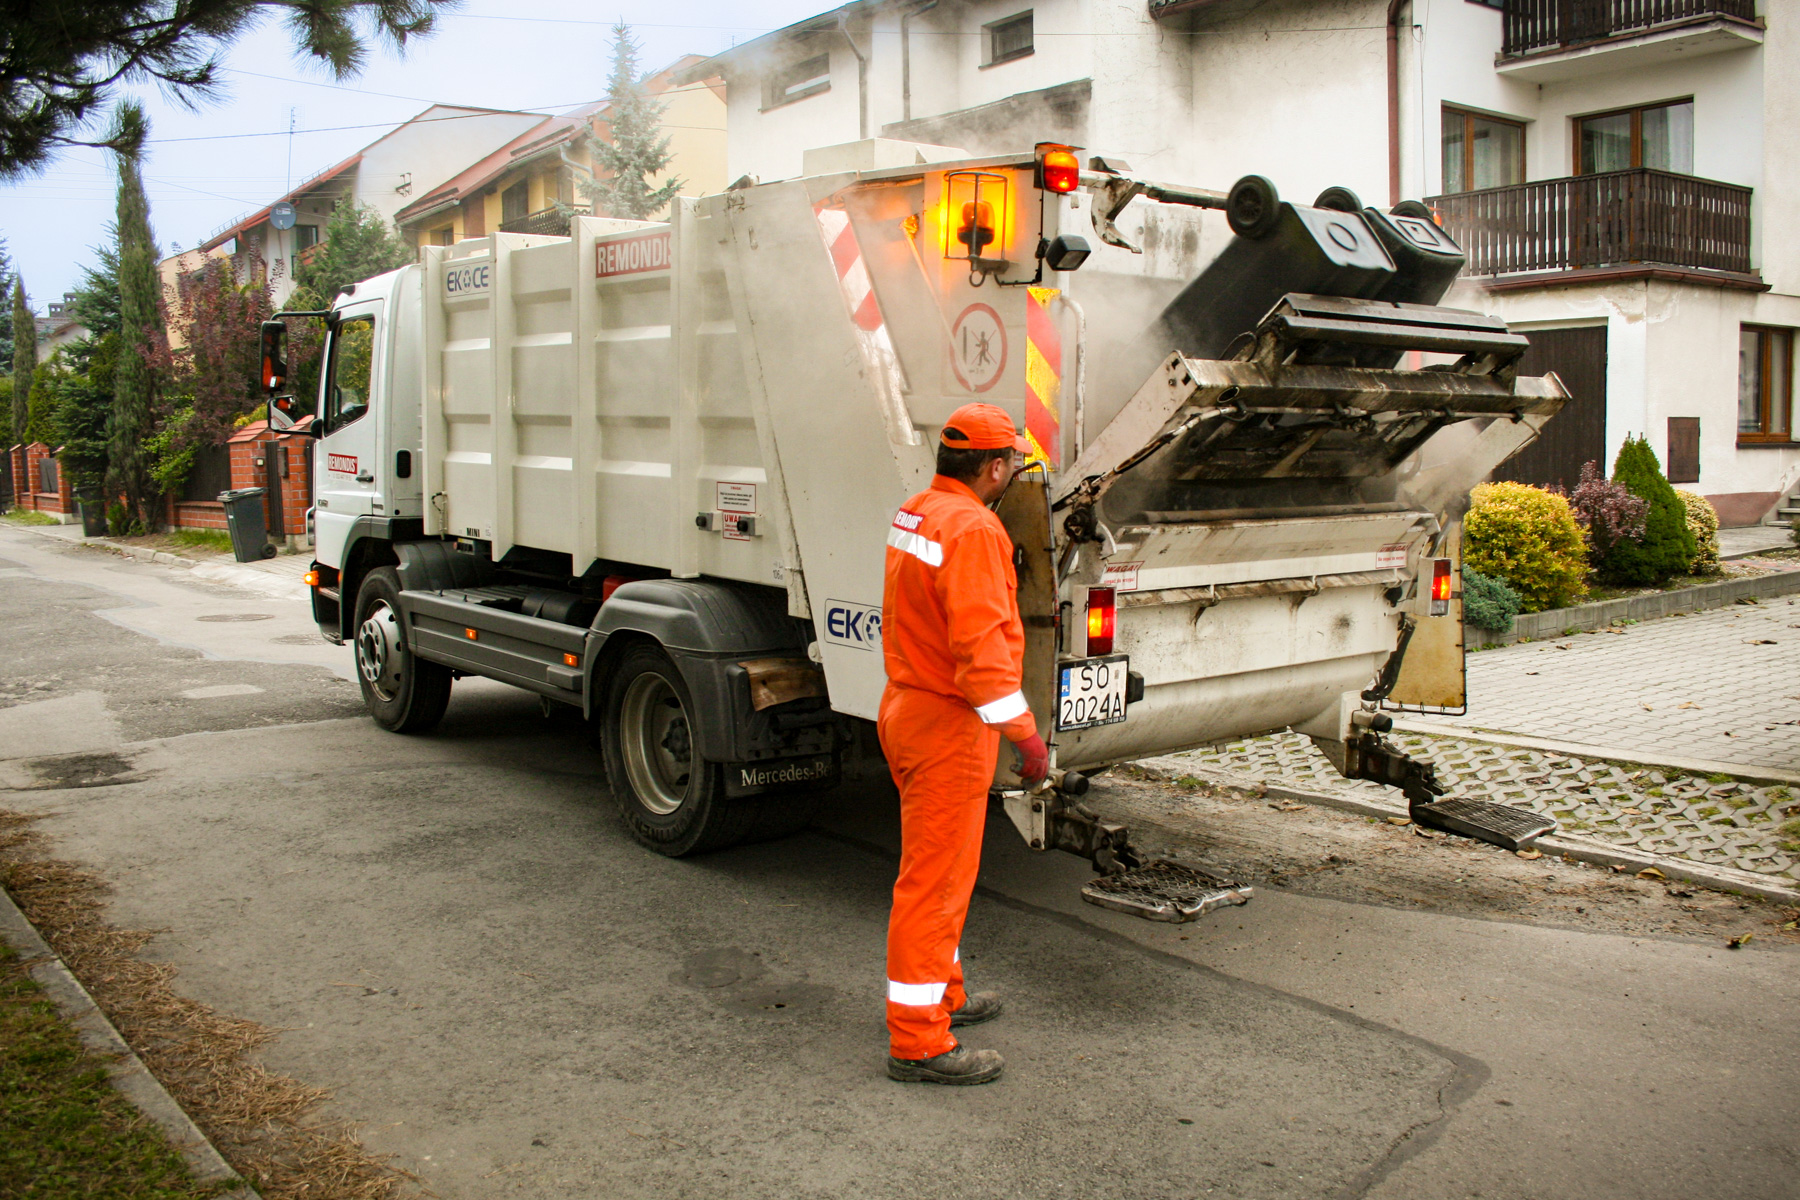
[685,0,1791,525]
[394,59,727,248]
[197,105,544,304]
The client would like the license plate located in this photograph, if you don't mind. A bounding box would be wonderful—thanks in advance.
[1057,655,1129,731]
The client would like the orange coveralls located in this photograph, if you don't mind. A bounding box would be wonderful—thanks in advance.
[878,474,1038,1061]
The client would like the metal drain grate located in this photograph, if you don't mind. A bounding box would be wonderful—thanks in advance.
[1411,797,1556,851]
[1081,860,1253,923]
[196,613,275,622]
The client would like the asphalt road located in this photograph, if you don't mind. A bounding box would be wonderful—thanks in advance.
[1,522,1795,1200]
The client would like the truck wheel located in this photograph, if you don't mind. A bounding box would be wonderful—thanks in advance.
[353,567,452,734]
[603,642,757,857]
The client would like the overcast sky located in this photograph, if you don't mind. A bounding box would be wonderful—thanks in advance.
[0,1,822,307]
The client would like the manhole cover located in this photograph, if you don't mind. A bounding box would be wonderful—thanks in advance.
[272,633,322,645]
[196,613,275,622]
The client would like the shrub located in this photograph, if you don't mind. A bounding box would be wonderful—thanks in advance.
[1462,566,1522,632]
[1462,481,1589,613]
[1603,436,1695,585]
[1674,489,1720,574]
[1565,460,1646,560]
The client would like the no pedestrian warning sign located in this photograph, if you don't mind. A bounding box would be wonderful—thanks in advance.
[950,302,1007,393]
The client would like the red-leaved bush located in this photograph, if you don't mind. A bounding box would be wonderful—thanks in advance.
[1563,460,1646,558]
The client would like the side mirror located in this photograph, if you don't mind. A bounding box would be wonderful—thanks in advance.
[268,395,314,434]
[259,320,288,395]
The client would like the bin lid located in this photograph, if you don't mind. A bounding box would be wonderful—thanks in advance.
[217,487,267,501]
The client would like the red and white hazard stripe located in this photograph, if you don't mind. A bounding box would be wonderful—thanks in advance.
[815,205,885,334]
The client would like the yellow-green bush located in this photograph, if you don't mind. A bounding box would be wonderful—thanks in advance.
[1462,482,1588,612]
[1674,488,1720,574]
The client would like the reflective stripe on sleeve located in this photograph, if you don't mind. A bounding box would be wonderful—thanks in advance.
[888,980,948,1006]
[886,526,944,567]
[975,690,1028,725]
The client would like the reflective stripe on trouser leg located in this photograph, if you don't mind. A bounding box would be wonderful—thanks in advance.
[878,686,997,1060]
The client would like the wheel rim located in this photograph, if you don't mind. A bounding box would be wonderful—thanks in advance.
[356,600,404,702]
[619,671,693,816]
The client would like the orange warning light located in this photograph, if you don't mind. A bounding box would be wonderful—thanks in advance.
[563,652,580,668]
[464,627,479,640]
[941,170,1010,261]
[1036,144,1080,193]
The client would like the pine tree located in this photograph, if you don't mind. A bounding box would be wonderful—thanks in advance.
[293,200,413,303]
[107,103,166,531]
[11,278,35,444]
[0,236,15,371]
[1602,436,1696,585]
[573,24,683,222]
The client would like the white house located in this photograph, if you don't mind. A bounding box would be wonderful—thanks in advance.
[196,104,545,305]
[683,0,1791,526]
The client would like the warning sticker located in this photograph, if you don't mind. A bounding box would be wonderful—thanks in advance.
[721,513,752,542]
[1100,561,1142,592]
[949,302,1007,393]
[717,481,757,514]
[1376,543,1409,570]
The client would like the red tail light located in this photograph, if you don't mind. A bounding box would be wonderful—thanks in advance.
[1037,144,1081,194]
[1429,559,1452,616]
[1086,586,1116,655]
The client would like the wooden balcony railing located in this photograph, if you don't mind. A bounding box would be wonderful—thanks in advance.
[499,206,589,236]
[1504,0,1757,57]
[1426,168,1753,277]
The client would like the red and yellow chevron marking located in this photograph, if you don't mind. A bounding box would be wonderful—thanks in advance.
[1024,286,1062,469]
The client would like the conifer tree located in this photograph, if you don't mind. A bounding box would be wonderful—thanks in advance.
[292,200,412,302]
[0,237,15,371]
[11,278,34,444]
[574,24,683,222]
[107,102,166,530]
[1603,436,1696,585]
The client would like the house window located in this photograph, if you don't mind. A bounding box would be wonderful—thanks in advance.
[1577,100,1693,175]
[764,53,831,109]
[1441,107,1525,193]
[1739,326,1794,443]
[294,224,319,250]
[430,226,454,247]
[985,11,1034,66]
[501,181,529,226]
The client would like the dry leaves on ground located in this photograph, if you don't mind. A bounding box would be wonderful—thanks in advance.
[0,810,417,1200]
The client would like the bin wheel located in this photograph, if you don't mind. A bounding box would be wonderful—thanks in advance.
[602,641,816,856]
[260,543,278,559]
[353,567,451,734]
[1226,175,1282,240]
[1313,185,1364,213]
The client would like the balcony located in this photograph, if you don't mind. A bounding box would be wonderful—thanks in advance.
[499,206,589,237]
[1427,168,1753,281]
[1500,0,1762,80]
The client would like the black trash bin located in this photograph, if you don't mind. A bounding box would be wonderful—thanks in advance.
[78,489,107,537]
[217,487,277,561]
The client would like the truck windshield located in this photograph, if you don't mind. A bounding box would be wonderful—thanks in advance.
[325,316,375,431]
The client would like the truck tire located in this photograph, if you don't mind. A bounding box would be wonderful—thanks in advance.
[603,641,811,856]
[353,567,452,734]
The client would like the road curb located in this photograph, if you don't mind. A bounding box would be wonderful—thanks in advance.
[1393,721,1800,788]
[1133,762,1800,906]
[1468,566,1800,647]
[0,885,260,1199]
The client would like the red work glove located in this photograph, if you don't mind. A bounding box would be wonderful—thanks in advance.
[1011,733,1049,787]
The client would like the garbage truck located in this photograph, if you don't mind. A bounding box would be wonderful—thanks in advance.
[259,141,1567,920]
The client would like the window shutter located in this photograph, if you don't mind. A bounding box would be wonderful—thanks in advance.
[1667,417,1700,484]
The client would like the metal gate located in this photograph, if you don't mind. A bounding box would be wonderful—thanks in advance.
[1494,325,1607,490]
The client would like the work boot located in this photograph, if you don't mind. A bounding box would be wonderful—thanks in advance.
[887,1043,1005,1085]
[949,991,1003,1028]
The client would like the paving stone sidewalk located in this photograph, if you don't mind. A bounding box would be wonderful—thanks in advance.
[1444,596,1800,775]
[1155,730,1800,884]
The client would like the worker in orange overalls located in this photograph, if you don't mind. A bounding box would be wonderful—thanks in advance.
[879,402,1049,1086]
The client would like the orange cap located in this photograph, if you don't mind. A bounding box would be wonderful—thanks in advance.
[940,403,1027,453]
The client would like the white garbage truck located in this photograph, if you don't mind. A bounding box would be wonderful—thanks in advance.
[261,141,1567,919]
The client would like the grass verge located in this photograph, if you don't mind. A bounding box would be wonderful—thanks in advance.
[0,811,412,1199]
[1,943,225,1199]
[2,510,60,527]
[167,529,235,555]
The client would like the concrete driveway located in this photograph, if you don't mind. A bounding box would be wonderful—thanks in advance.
[2,522,1795,1200]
